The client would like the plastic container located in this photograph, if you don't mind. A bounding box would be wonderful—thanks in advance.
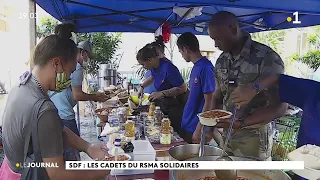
[148,102,155,116]
[131,139,156,161]
[112,138,125,174]
[154,106,163,125]
[160,115,171,145]
[125,120,135,138]
[197,109,232,126]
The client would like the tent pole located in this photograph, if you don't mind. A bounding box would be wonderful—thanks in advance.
[29,0,36,71]
[74,34,81,135]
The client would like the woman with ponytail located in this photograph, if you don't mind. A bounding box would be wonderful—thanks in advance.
[136,36,189,137]
[0,23,110,180]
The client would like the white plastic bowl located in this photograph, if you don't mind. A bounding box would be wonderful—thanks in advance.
[197,109,232,126]
[110,154,131,174]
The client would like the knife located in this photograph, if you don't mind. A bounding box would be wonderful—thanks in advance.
[138,93,143,107]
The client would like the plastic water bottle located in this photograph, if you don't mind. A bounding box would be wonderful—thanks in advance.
[160,115,171,145]
[154,106,163,126]
[114,138,121,160]
[113,138,124,174]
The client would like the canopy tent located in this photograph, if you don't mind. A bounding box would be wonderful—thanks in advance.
[36,0,320,34]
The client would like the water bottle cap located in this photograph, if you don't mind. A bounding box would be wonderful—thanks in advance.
[163,115,169,118]
[155,106,161,110]
[115,138,121,142]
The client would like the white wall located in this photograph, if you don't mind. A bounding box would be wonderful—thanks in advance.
[0,0,30,90]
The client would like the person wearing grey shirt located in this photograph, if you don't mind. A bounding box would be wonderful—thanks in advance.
[1,24,110,179]
[49,40,109,161]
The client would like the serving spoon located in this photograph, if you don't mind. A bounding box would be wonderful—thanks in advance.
[215,106,238,180]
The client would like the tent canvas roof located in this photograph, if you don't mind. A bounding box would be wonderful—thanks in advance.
[36,0,320,34]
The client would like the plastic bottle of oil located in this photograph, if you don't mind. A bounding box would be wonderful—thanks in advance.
[125,118,135,140]
[160,115,171,145]
[148,102,155,116]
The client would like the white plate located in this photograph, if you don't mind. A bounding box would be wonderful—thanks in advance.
[288,144,320,179]
[291,168,320,180]
[197,109,232,126]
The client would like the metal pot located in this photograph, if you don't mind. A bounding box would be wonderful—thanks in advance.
[170,156,291,180]
[168,144,227,161]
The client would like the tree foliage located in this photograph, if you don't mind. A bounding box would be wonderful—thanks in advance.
[251,30,286,55]
[180,68,192,86]
[36,17,122,77]
[36,17,59,38]
[77,33,122,77]
[292,50,320,70]
[292,26,320,70]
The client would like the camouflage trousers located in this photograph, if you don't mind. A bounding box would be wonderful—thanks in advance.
[218,123,273,161]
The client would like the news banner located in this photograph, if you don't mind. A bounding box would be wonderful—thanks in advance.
[66,161,304,170]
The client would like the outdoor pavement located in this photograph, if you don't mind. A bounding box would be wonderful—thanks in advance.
[79,116,101,161]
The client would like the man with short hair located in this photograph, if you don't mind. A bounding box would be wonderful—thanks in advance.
[177,32,216,143]
[208,11,288,160]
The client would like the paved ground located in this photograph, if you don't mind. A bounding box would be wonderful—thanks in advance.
[79,116,101,161]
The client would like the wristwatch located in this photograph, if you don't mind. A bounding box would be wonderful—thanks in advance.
[252,82,261,94]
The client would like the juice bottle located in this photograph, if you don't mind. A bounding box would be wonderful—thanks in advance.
[148,102,155,116]
[160,115,171,145]
[125,119,135,140]
[124,104,131,116]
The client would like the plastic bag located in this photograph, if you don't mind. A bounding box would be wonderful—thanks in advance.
[173,7,203,20]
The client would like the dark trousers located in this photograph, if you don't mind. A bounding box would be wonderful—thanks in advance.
[181,129,193,144]
[61,119,80,161]
[156,91,189,139]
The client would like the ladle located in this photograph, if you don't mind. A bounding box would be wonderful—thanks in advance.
[215,106,238,180]
[198,125,207,157]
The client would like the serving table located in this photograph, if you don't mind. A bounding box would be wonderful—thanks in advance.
[90,98,188,179]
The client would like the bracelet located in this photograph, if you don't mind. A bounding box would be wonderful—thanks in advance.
[140,84,144,89]
[161,91,166,97]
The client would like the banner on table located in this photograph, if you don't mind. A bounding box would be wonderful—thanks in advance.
[65,161,304,170]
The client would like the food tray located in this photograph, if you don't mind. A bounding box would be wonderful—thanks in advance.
[95,108,112,122]
[198,109,232,126]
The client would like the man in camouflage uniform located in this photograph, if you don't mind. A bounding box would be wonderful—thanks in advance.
[208,11,288,160]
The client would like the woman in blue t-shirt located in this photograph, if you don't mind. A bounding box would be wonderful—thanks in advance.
[136,36,188,136]
[143,70,157,94]
[230,74,320,180]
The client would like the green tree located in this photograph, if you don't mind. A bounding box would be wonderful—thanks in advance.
[77,33,122,77]
[180,68,192,86]
[292,50,320,70]
[36,17,59,38]
[292,25,320,70]
[36,17,122,78]
[251,30,286,55]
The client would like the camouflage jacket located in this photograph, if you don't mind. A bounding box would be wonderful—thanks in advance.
[214,32,284,123]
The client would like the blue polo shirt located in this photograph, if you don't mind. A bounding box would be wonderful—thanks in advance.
[48,63,83,120]
[143,70,157,94]
[150,58,184,91]
[182,57,215,133]
[278,75,320,148]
